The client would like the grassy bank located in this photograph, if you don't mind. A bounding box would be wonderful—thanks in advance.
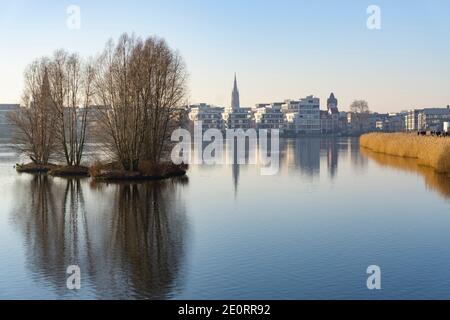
[360,133,450,173]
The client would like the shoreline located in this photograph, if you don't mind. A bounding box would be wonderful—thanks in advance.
[361,148,450,199]
[15,162,188,182]
[360,133,450,174]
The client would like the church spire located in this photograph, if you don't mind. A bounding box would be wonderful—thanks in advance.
[231,73,240,110]
[327,92,339,114]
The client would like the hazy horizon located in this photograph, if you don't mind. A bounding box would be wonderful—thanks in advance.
[1,0,450,112]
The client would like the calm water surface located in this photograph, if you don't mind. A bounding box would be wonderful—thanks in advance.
[1,137,450,299]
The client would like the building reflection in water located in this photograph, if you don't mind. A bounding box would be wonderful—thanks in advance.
[10,175,188,299]
[321,138,339,178]
[220,135,449,199]
[281,137,363,179]
[225,138,255,196]
[349,137,368,172]
[361,148,450,199]
[294,138,321,177]
[225,136,365,188]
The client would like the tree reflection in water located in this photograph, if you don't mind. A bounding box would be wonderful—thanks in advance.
[10,175,188,299]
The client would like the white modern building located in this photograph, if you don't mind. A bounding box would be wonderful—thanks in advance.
[253,103,285,132]
[188,103,224,131]
[417,107,450,132]
[405,109,422,132]
[285,112,298,132]
[375,113,406,132]
[283,96,321,135]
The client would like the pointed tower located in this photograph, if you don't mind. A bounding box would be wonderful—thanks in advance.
[231,73,240,110]
[327,92,339,114]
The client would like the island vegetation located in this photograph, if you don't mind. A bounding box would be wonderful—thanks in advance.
[8,33,188,181]
[360,133,450,174]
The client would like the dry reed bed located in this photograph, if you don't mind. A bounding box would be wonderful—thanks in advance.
[360,133,450,173]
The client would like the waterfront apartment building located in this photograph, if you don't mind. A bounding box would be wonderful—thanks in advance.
[253,103,285,132]
[282,99,302,113]
[285,112,298,132]
[417,107,450,132]
[374,113,406,132]
[283,96,321,135]
[405,109,422,131]
[188,103,224,131]
[222,107,253,130]
[222,75,252,130]
[444,122,450,133]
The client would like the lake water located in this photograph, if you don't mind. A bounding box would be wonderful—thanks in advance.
[0,137,450,300]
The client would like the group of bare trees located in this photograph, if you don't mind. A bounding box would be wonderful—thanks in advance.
[93,34,187,171]
[8,60,58,165]
[9,33,187,170]
[49,50,95,166]
[9,52,94,166]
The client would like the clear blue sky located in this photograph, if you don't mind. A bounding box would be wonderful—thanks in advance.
[1,0,450,112]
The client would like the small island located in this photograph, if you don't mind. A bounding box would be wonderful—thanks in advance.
[89,161,188,182]
[9,33,188,182]
[15,163,57,174]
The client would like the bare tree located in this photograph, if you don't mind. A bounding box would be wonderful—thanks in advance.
[350,100,370,114]
[93,34,146,171]
[93,33,187,171]
[140,37,188,164]
[48,50,95,166]
[349,100,370,132]
[9,33,186,171]
[8,59,57,165]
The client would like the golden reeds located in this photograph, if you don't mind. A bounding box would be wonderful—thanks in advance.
[360,133,450,173]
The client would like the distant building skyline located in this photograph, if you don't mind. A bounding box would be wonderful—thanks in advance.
[1,1,450,112]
